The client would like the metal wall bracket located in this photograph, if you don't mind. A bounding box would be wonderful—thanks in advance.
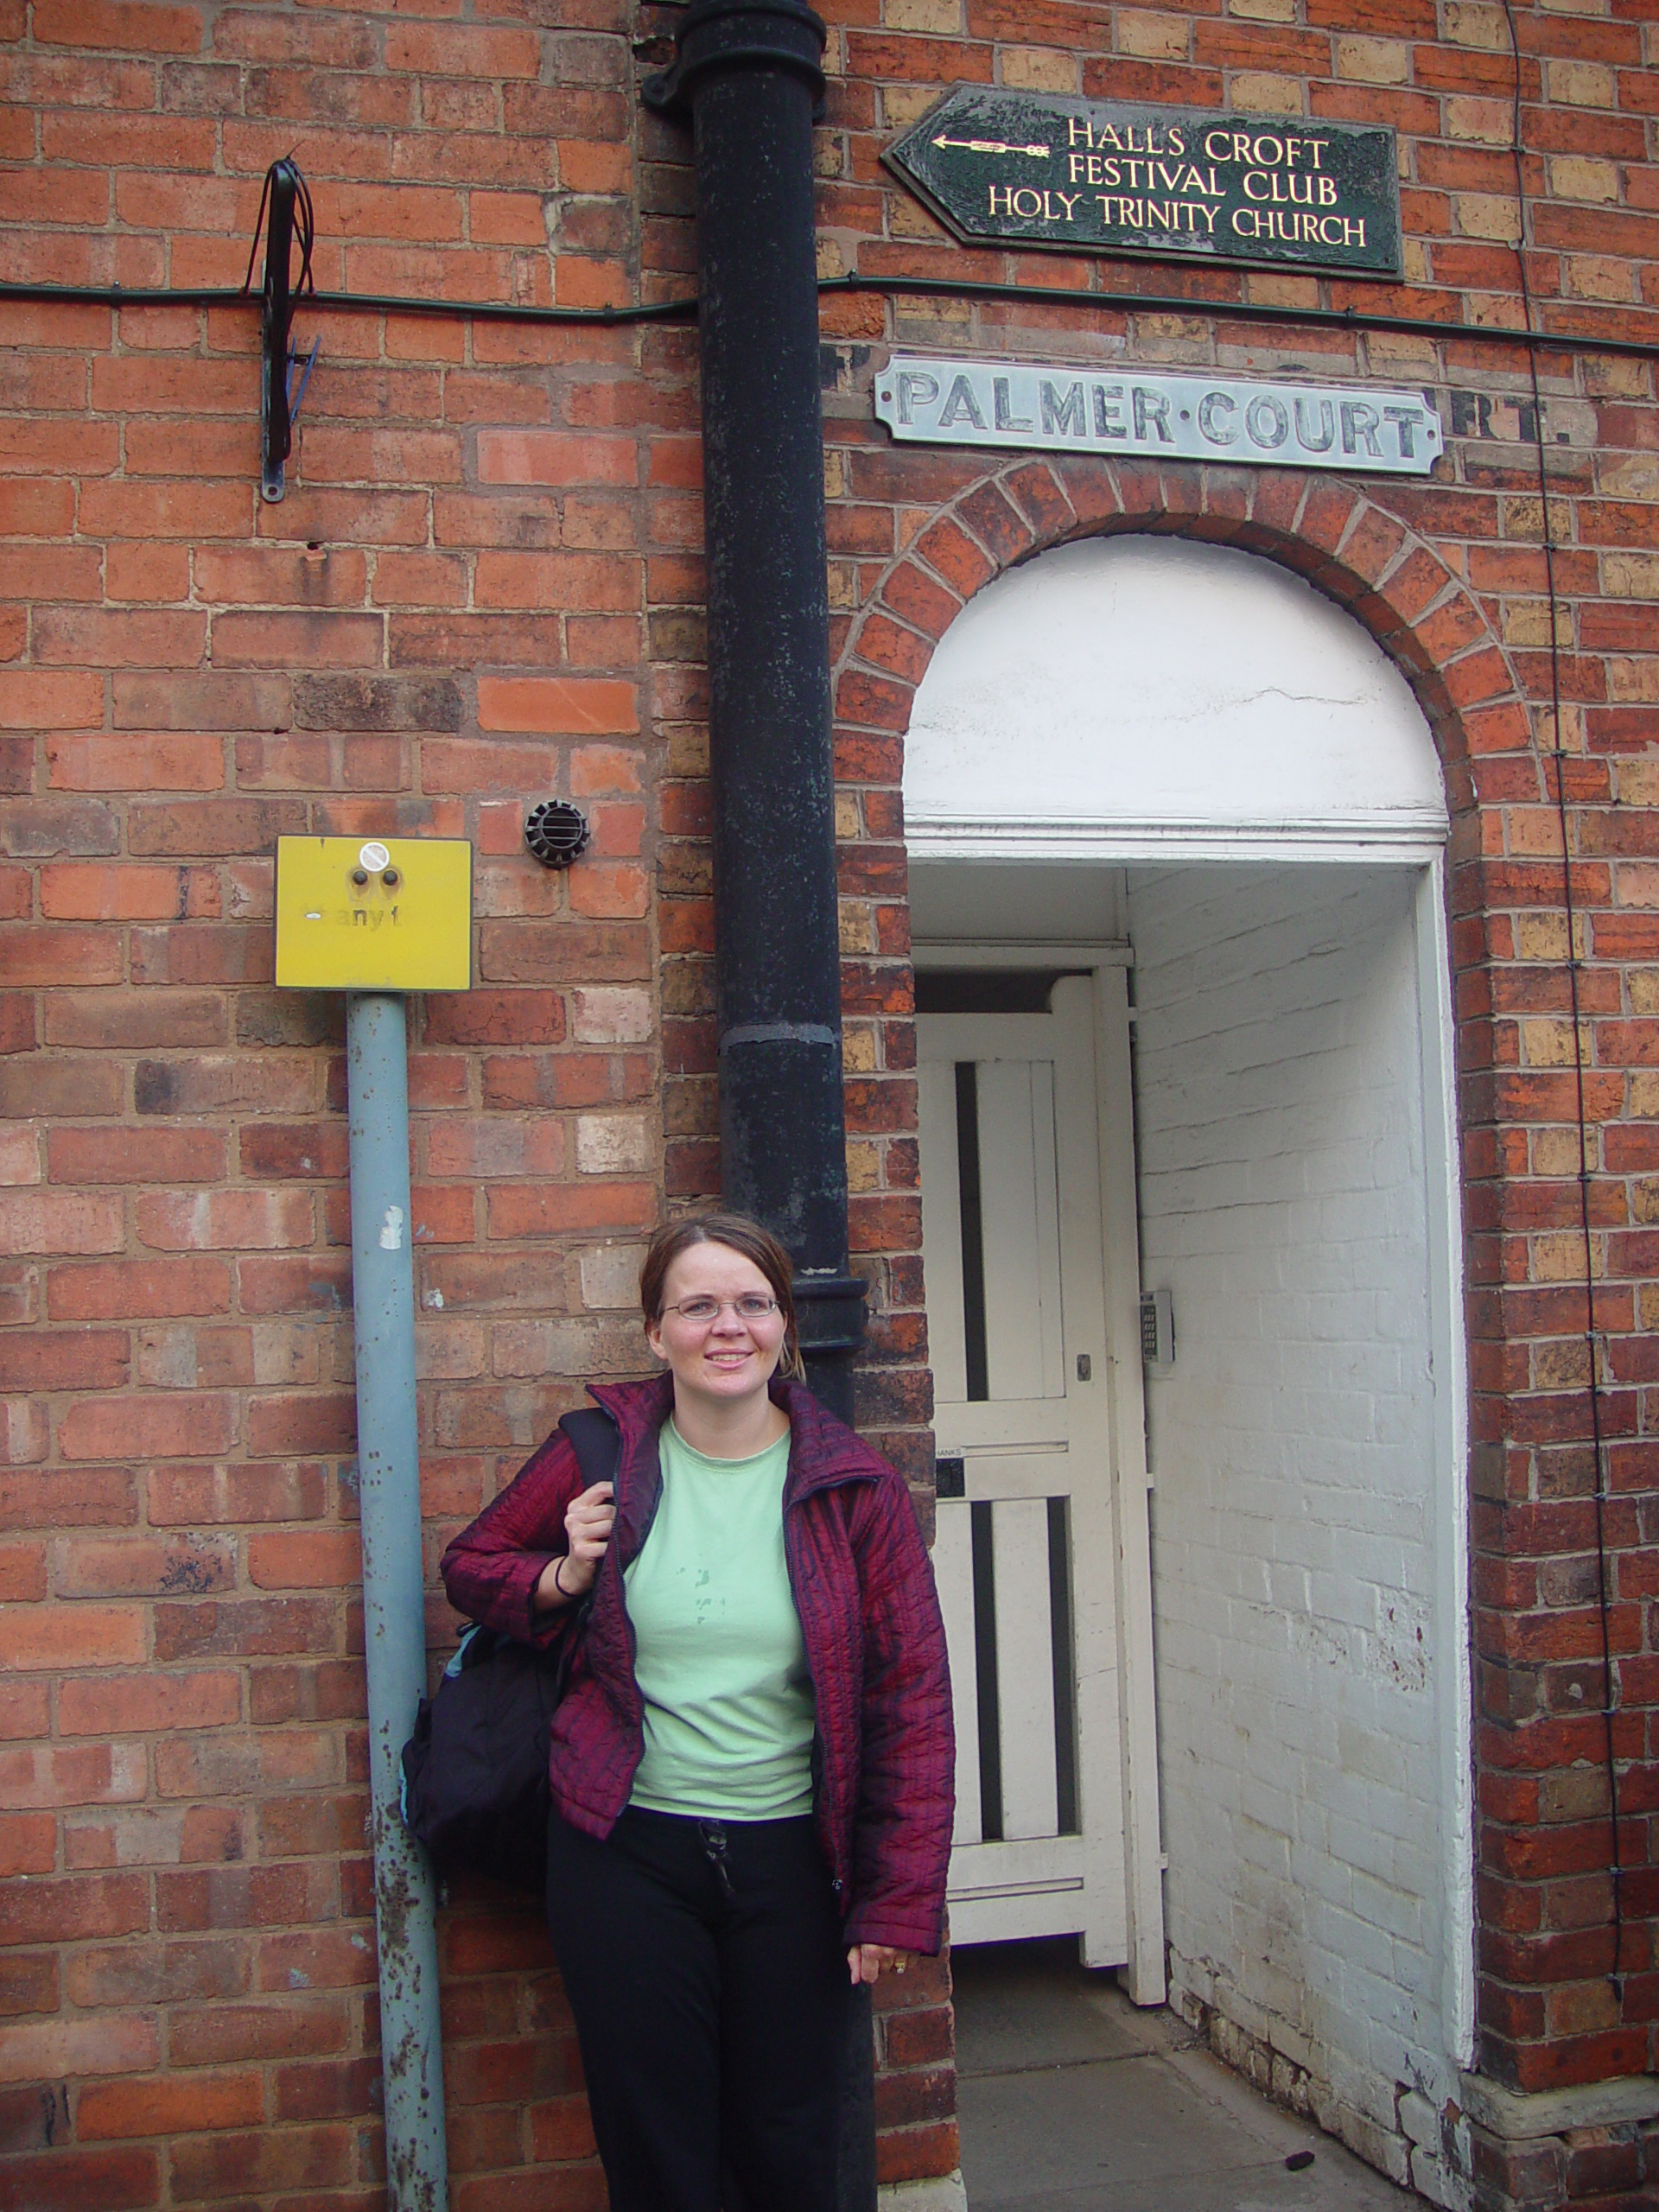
[640,0,828,121]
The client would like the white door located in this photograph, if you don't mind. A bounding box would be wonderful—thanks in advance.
[919,972,1164,1993]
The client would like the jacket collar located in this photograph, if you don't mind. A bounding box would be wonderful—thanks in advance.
[772,1376,883,1502]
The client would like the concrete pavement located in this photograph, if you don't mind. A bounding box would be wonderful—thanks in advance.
[950,1939,1422,2212]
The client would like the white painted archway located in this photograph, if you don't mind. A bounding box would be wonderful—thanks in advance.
[904,534,1448,866]
[907,534,1473,2204]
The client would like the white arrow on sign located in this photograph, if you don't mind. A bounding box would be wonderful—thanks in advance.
[932,135,1051,157]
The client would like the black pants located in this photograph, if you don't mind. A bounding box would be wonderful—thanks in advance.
[545,1807,852,2212]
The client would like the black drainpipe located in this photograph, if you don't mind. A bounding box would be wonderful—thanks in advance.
[645,13,877,2206]
[645,0,868,1434]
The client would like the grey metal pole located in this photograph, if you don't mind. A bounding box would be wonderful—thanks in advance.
[346,991,449,2212]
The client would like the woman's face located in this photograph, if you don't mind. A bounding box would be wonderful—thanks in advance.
[645,1240,788,1414]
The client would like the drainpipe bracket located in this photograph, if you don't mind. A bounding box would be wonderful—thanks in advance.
[641,0,828,118]
[792,1271,868,1358]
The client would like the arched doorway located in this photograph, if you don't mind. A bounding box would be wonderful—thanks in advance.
[906,534,1471,2153]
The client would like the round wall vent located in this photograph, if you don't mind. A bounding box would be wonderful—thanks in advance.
[524,800,590,870]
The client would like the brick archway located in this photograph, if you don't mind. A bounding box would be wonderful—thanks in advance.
[828,451,1525,1201]
[828,454,1529,2145]
[829,457,1520,1249]
[834,453,1527,837]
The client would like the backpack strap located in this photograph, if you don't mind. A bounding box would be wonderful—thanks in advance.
[541,1406,618,1683]
[558,1404,620,1490]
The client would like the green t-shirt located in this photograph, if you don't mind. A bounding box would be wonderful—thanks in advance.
[623,1419,815,1821]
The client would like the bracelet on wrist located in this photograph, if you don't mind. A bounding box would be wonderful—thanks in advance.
[552,1555,568,1598]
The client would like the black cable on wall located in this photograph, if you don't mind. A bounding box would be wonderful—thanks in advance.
[2,271,1658,364]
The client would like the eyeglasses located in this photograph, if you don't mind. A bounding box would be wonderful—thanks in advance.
[661,1294,780,1325]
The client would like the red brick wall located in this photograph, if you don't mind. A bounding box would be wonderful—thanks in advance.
[3,0,1659,2208]
[0,3,950,2206]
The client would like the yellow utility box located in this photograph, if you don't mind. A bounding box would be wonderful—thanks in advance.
[274,836,473,993]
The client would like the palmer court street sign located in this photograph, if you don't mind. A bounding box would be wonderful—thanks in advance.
[874,356,1444,478]
[885,90,1402,278]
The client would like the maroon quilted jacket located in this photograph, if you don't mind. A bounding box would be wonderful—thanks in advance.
[439,1372,955,1955]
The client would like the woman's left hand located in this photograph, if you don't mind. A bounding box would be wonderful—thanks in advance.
[847,1944,913,1986]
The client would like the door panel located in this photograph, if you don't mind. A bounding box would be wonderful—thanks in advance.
[976,1061,1065,1402]
[989,1496,1062,1840]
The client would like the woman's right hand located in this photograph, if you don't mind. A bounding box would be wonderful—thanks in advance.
[534,1481,614,1610]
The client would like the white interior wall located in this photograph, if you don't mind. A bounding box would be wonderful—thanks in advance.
[1127,861,1456,2177]
[910,860,1125,947]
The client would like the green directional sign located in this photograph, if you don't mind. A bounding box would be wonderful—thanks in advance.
[885,89,1402,279]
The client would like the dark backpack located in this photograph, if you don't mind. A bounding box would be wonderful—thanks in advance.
[399,1407,619,1895]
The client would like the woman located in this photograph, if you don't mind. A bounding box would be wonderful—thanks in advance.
[440,1211,954,2212]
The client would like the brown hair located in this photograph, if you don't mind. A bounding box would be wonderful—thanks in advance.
[639,1211,805,1382]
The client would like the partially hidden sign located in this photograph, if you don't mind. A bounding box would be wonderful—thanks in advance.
[275,836,473,993]
[874,356,1443,477]
[885,90,1402,278]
